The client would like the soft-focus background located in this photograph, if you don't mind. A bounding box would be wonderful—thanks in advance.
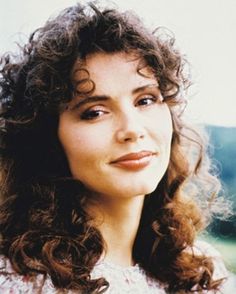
[1,0,235,274]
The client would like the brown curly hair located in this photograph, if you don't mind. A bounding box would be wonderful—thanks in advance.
[0,2,227,293]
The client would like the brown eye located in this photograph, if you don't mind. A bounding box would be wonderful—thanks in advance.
[136,96,158,107]
[80,109,104,120]
[80,106,109,120]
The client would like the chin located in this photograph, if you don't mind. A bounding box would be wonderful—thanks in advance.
[119,181,159,198]
[86,177,161,200]
[135,184,158,196]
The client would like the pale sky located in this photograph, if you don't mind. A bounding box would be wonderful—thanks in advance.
[0,0,235,127]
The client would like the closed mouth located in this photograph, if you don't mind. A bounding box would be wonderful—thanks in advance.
[110,151,157,170]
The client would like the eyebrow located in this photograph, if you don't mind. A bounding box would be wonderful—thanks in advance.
[132,83,159,94]
[70,83,159,110]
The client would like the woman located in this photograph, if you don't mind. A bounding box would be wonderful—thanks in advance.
[0,2,230,293]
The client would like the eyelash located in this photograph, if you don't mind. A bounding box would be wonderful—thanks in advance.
[80,95,162,120]
[136,96,161,106]
[80,108,108,120]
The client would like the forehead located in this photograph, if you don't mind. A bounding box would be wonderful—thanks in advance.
[71,52,157,95]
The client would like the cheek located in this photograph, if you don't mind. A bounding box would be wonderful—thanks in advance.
[58,121,110,167]
[164,116,173,144]
[149,105,173,143]
[62,130,96,162]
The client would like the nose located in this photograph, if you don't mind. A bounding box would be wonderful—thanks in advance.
[115,109,145,143]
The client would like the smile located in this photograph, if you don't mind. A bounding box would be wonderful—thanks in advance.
[110,151,157,171]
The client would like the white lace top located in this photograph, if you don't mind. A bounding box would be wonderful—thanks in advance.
[0,241,231,293]
[91,261,165,293]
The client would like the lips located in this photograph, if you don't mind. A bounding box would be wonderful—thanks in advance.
[110,151,156,170]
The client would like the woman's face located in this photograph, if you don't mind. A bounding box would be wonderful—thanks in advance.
[58,52,172,199]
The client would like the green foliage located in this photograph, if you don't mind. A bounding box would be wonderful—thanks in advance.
[206,125,236,238]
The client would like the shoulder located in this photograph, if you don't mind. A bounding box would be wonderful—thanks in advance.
[0,255,16,275]
[192,239,228,280]
[193,240,236,293]
[192,240,235,293]
[0,255,54,293]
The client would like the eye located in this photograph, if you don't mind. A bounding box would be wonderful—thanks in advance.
[136,95,161,107]
[80,106,109,120]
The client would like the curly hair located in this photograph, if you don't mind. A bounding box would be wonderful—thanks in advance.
[0,2,227,293]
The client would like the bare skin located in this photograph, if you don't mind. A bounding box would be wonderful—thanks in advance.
[88,194,144,266]
[58,52,172,267]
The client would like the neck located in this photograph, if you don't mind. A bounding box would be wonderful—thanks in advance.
[87,195,145,267]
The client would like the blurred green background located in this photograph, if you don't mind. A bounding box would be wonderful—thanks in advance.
[204,126,236,274]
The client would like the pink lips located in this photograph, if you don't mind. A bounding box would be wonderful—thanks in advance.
[110,151,156,171]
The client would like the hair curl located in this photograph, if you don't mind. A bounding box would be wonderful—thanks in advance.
[0,2,227,293]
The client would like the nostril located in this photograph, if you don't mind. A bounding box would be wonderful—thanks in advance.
[116,129,145,143]
[124,137,132,142]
